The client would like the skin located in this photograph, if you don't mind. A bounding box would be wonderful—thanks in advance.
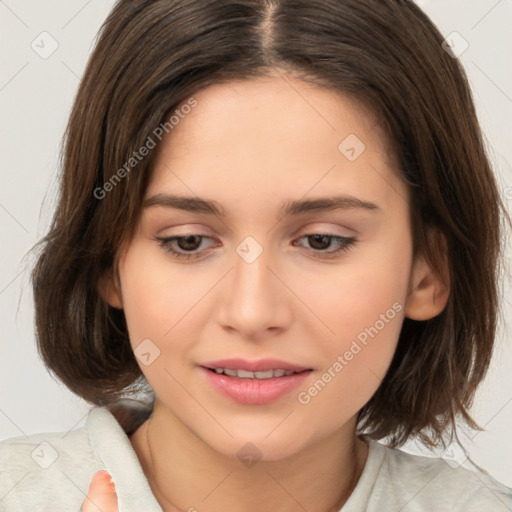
[99,70,449,512]
[82,471,118,512]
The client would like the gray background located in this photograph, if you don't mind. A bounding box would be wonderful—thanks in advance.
[1,0,511,487]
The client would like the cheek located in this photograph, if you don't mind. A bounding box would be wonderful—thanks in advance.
[119,242,202,343]
[294,236,410,414]
[117,245,202,399]
[306,233,410,342]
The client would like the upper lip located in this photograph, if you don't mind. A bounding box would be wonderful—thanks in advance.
[201,358,311,372]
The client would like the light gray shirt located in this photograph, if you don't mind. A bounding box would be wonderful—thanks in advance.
[1,405,511,511]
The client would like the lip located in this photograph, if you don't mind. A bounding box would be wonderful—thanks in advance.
[201,358,310,373]
[199,358,313,405]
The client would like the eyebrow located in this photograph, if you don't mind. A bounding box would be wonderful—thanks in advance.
[142,193,380,217]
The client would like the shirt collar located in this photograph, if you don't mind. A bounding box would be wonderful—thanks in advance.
[87,405,163,512]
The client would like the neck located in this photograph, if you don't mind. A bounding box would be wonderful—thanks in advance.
[129,402,368,512]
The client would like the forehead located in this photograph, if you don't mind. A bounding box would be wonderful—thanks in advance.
[145,74,406,216]
[160,74,389,157]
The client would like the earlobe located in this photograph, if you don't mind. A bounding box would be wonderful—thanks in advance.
[98,271,123,309]
[405,250,450,321]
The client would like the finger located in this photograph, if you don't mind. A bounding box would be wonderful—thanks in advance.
[81,470,119,512]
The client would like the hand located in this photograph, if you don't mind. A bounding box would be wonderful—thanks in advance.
[81,470,119,512]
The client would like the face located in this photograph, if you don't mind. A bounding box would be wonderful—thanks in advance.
[106,72,444,461]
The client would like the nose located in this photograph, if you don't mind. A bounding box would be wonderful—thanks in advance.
[216,241,293,340]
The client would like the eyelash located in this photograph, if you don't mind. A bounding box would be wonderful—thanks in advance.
[154,233,357,261]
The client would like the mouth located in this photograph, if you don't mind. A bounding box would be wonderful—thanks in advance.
[199,359,313,404]
[202,367,308,379]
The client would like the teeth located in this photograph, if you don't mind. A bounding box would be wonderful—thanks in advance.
[254,370,274,379]
[212,368,299,379]
[238,369,259,378]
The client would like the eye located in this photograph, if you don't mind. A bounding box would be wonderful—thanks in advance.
[293,233,357,258]
[154,233,357,261]
[154,235,216,260]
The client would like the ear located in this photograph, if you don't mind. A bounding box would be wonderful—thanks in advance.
[405,233,450,321]
[98,270,123,309]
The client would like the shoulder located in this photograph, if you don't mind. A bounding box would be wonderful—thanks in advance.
[0,401,155,512]
[373,441,512,511]
[0,411,105,511]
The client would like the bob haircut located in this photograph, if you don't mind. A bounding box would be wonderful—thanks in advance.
[32,0,509,448]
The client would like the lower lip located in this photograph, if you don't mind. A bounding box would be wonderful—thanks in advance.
[200,367,312,405]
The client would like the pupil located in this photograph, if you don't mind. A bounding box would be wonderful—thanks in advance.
[309,234,330,250]
[179,235,200,251]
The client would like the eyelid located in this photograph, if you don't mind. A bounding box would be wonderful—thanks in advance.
[294,222,358,237]
[154,231,357,261]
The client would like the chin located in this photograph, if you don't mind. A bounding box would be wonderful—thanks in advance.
[203,428,313,464]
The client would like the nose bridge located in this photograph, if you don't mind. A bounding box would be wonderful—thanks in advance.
[218,235,291,335]
[232,235,278,307]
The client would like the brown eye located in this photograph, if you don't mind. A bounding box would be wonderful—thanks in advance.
[175,235,202,251]
[154,235,215,260]
[294,234,357,258]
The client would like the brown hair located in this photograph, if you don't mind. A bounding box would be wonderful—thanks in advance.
[31,0,509,449]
